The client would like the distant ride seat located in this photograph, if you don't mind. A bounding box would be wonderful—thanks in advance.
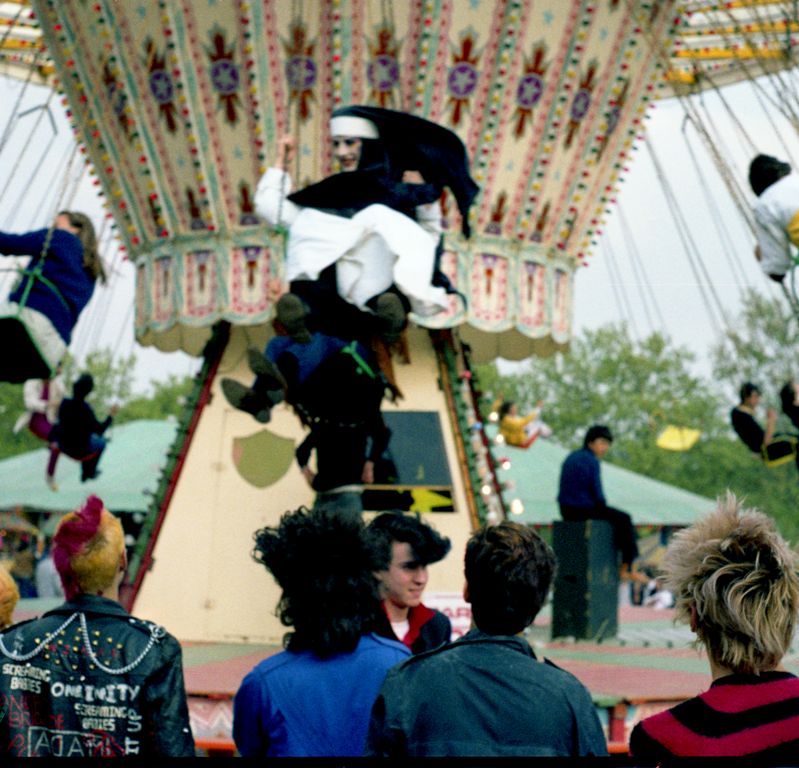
[762,435,798,468]
[0,269,68,383]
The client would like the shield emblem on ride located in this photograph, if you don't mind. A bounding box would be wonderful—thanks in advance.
[232,429,296,489]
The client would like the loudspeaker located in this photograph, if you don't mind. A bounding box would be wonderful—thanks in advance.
[551,519,619,641]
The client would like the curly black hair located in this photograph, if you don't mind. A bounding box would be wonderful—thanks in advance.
[251,506,384,657]
[367,512,451,570]
[749,154,791,197]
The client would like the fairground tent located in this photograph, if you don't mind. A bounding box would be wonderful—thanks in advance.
[493,431,715,527]
[0,420,178,515]
[2,419,714,528]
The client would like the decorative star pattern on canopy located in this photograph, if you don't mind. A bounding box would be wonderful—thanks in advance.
[17,0,721,360]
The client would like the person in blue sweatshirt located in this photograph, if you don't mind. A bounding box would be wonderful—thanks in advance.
[557,424,641,580]
[0,211,105,377]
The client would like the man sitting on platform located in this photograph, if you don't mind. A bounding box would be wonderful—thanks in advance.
[557,424,641,581]
[366,521,607,757]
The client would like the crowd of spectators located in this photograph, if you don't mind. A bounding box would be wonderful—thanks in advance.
[2,488,798,758]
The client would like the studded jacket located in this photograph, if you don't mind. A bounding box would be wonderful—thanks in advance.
[0,594,195,757]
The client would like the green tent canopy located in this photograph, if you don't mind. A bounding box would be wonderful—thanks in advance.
[0,419,178,515]
[492,430,716,527]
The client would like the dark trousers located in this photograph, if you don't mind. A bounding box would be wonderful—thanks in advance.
[559,503,639,566]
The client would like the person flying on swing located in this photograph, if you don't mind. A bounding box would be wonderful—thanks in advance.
[224,107,478,424]
[254,106,478,347]
[749,154,799,284]
[731,382,798,471]
[0,211,105,382]
[779,379,799,432]
[48,373,118,483]
[497,399,551,449]
[222,296,392,424]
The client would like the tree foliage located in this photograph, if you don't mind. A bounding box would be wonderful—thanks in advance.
[478,323,725,452]
[711,287,799,404]
[116,374,194,424]
[477,299,799,543]
[61,349,136,417]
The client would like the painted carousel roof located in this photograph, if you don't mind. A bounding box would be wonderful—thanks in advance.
[3,1,794,362]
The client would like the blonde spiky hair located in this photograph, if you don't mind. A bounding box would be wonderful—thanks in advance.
[664,492,799,674]
[0,565,19,629]
[53,496,124,599]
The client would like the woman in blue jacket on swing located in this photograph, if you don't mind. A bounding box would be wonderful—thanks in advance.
[0,211,105,381]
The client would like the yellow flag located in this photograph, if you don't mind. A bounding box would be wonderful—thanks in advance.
[656,425,701,452]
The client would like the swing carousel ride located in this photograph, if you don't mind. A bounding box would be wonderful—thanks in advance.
[1,0,797,644]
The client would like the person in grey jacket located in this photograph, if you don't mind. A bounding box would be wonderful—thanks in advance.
[366,521,608,757]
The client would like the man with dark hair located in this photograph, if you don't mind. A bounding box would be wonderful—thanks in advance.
[731,382,776,455]
[232,506,408,757]
[731,381,797,470]
[369,512,452,653]
[366,521,607,757]
[557,424,640,578]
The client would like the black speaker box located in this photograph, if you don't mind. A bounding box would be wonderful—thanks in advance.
[551,519,619,641]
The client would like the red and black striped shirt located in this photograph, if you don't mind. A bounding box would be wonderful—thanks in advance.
[629,671,799,758]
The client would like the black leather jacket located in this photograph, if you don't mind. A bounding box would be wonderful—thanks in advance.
[0,594,195,757]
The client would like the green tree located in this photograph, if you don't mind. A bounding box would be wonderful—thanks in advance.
[711,287,799,404]
[478,324,726,454]
[116,374,194,424]
[709,288,799,541]
[477,320,799,542]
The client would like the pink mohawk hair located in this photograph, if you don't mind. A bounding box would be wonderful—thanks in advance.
[53,495,104,600]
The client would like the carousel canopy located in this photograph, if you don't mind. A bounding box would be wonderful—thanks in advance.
[3,1,795,362]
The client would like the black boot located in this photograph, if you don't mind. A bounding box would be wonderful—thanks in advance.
[374,292,406,344]
[247,348,288,391]
[221,379,272,423]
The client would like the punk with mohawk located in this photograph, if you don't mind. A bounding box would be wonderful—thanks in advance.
[0,495,194,757]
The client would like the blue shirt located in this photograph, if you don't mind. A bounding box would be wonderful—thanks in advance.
[0,228,95,343]
[232,633,409,757]
[266,333,348,385]
[557,447,606,508]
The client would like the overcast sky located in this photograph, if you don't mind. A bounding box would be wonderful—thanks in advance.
[0,74,792,394]
[572,79,791,374]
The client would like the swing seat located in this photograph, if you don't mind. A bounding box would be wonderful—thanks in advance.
[0,303,66,383]
[762,436,798,468]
